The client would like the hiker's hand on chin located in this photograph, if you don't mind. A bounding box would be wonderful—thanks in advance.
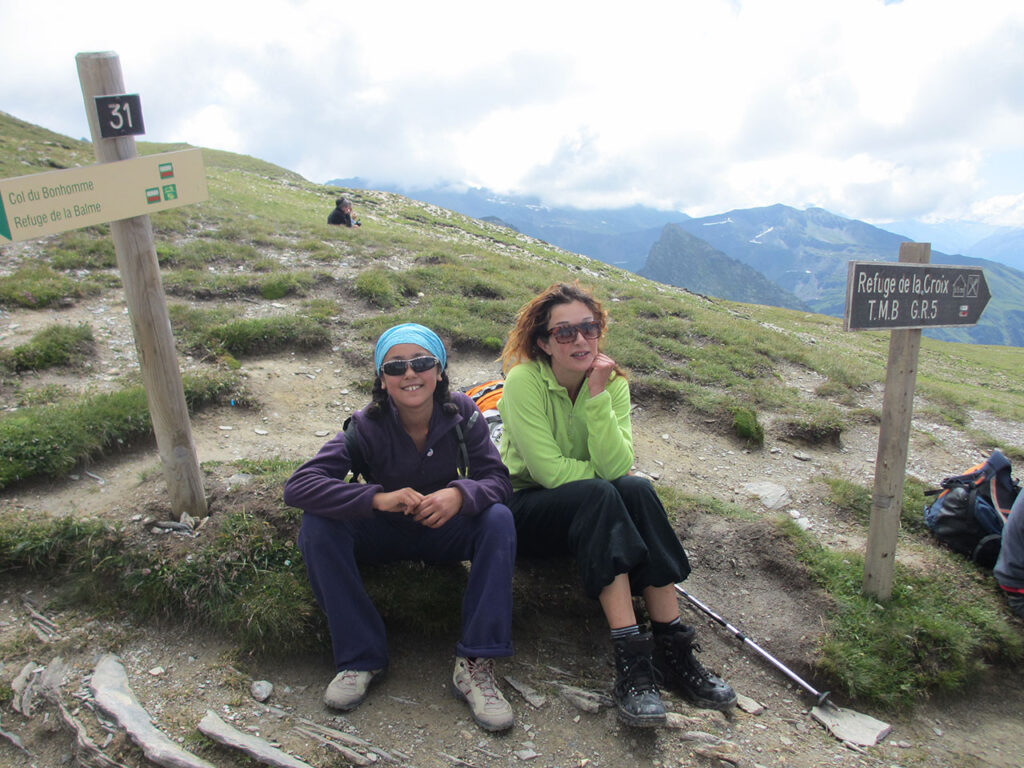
[373,488,424,514]
[408,488,462,528]
[587,353,616,397]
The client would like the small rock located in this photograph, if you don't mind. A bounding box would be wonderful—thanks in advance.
[514,748,540,760]
[736,693,765,714]
[664,712,702,729]
[504,675,547,709]
[793,451,812,461]
[218,425,233,431]
[693,741,739,762]
[226,473,254,491]
[250,680,273,702]
[254,429,269,435]
[741,482,790,510]
[148,666,164,676]
[314,430,330,437]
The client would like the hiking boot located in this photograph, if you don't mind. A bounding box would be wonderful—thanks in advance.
[451,657,514,732]
[653,625,737,711]
[324,669,382,711]
[612,632,667,727]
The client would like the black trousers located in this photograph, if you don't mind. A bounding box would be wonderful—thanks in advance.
[510,475,690,599]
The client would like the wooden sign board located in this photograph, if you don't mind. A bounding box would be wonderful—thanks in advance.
[845,261,990,331]
[0,148,207,243]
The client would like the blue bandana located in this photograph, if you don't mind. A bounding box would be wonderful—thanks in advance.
[374,323,447,374]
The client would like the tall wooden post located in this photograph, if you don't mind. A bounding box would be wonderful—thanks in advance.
[76,51,207,521]
[862,243,929,600]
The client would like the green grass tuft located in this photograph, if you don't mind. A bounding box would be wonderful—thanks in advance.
[2,323,95,372]
[0,265,104,308]
[0,373,242,489]
[731,406,765,446]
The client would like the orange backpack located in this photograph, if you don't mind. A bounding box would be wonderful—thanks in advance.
[463,379,504,445]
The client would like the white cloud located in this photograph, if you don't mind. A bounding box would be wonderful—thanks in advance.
[1,0,1023,224]
[968,194,1024,228]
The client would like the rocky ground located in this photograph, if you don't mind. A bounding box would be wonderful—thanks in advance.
[1,291,1023,768]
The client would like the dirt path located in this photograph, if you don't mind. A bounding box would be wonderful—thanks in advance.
[1,296,1023,768]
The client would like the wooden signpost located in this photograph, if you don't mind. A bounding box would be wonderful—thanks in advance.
[0,51,208,521]
[845,243,991,600]
[75,51,208,522]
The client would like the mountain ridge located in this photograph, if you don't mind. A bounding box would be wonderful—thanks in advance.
[638,224,810,312]
[331,179,1024,347]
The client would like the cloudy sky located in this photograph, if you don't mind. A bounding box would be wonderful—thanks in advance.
[2,0,1023,226]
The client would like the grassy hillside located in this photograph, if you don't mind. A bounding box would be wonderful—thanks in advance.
[2,109,1023,436]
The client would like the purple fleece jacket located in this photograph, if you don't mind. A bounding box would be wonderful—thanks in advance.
[283,392,512,519]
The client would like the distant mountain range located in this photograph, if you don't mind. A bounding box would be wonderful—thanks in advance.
[638,224,810,312]
[329,178,1024,346]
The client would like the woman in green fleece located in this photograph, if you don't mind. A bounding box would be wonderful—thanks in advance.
[498,281,735,727]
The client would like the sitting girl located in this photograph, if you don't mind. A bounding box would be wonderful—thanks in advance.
[284,323,516,732]
[497,282,735,727]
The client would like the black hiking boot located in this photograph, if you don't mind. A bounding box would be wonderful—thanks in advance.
[653,625,737,711]
[612,632,667,727]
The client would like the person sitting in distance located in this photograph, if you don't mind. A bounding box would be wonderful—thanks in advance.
[328,196,360,227]
[283,323,516,732]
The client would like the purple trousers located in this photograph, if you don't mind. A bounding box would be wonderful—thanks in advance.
[298,504,515,671]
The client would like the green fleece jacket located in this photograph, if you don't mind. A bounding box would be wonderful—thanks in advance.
[498,359,634,491]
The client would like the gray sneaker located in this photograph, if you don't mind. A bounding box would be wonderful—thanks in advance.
[324,669,382,711]
[451,656,514,732]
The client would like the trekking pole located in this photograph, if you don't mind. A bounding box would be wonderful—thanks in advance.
[675,584,833,708]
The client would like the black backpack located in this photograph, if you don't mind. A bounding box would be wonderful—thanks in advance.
[923,449,1020,567]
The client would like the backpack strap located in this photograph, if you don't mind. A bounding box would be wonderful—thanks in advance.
[342,417,369,482]
[453,410,479,479]
[972,533,1002,568]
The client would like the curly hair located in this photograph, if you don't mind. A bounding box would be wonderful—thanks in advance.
[365,367,458,419]
[500,281,624,377]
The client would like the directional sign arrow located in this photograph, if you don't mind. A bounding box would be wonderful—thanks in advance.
[845,262,991,331]
[0,194,10,241]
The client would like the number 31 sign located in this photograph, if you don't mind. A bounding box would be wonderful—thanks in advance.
[94,93,145,138]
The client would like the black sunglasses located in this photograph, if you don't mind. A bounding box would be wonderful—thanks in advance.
[380,355,440,377]
[546,321,602,344]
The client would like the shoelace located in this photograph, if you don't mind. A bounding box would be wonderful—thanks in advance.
[675,641,714,683]
[620,654,659,694]
[337,670,363,686]
[465,658,503,705]
[661,637,712,683]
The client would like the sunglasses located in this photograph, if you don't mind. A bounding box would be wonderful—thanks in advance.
[380,355,440,377]
[546,321,602,344]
